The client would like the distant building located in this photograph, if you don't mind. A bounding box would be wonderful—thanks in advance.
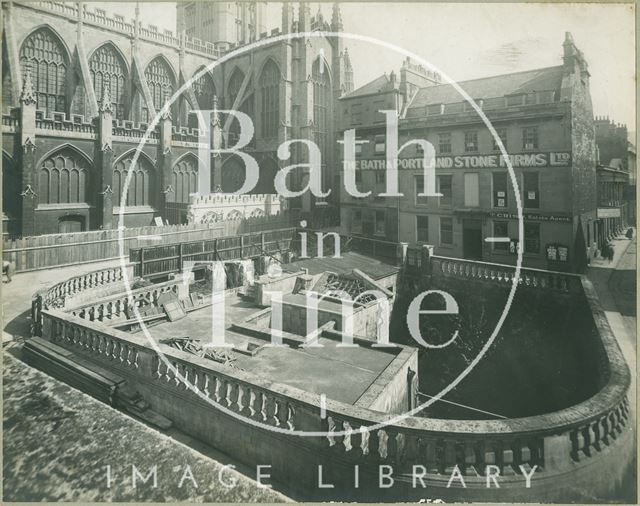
[595,117,636,229]
[339,32,597,273]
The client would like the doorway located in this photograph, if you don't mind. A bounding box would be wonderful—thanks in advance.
[58,216,85,233]
[463,219,483,260]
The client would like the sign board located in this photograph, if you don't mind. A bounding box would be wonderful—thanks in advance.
[349,151,572,170]
[154,216,164,226]
[597,208,621,218]
[489,211,572,223]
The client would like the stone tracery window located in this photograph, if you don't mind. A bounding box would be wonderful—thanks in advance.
[193,69,216,110]
[259,60,280,138]
[89,44,127,120]
[113,155,155,207]
[172,155,199,203]
[19,27,68,115]
[227,68,253,146]
[312,58,331,170]
[143,56,175,122]
[38,148,89,205]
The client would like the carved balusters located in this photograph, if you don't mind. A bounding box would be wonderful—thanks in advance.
[502,443,516,475]
[325,416,337,447]
[238,385,251,416]
[463,441,478,475]
[264,395,278,425]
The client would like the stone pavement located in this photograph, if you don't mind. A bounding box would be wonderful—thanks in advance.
[587,232,637,416]
[2,260,290,502]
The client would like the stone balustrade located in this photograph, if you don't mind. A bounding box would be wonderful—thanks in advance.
[189,193,282,206]
[428,256,582,293]
[38,264,631,493]
[66,278,183,324]
[32,265,132,334]
[27,1,222,58]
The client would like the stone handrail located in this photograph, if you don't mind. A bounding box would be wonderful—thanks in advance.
[31,264,133,334]
[429,255,582,293]
[65,277,185,324]
[39,270,630,481]
[189,193,282,206]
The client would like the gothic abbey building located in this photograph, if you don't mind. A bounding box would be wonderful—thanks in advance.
[1,1,353,236]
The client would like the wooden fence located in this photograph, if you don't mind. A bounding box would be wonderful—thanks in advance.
[2,213,301,273]
[130,228,296,278]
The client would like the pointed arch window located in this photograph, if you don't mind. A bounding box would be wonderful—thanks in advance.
[143,57,175,122]
[312,58,331,167]
[259,60,280,138]
[113,155,155,207]
[89,44,127,120]
[38,148,90,205]
[19,28,68,115]
[172,156,199,203]
[187,70,215,128]
[193,70,216,110]
[227,69,254,146]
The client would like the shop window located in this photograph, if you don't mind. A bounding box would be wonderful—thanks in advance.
[464,172,480,207]
[375,171,386,185]
[522,127,538,150]
[440,217,453,245]
[492,172,508,208]
[438,175,452,207]
[492,128,508,151]
[493,221,509,251]
[417,215,429,242]
[355,170,362,184]
[464,131,478,152]
[523,172,539,208]
[374,210,386,236]
[438,133,452,154]
[374,135,386,155]
[524,223,540,253]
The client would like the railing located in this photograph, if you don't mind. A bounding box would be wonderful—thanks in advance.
[24,1,222,59]
[66,278,182,324]
[40,294,631,483]
[428,255,583,293]
[129,228,296,278]
[32,265,131,334]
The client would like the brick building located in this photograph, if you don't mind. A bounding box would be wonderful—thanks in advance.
[339,32,597,272]
[2,1,353,237]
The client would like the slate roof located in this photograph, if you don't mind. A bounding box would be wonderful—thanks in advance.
[407,65,564,111]
[342,74,398,99]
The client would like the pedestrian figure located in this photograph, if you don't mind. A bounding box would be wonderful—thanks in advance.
[3,260,14,283]
[626,228,634,239]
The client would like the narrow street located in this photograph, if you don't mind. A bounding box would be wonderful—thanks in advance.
[587,232,637,412]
